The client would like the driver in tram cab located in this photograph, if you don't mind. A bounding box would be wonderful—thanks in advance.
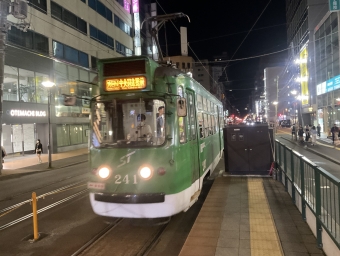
[128,114,152,142]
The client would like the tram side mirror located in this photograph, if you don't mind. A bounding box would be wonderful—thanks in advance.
[177,98,187,117]
[63,95,76,106]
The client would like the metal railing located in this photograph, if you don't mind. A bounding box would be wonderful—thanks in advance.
[275,139,340,249]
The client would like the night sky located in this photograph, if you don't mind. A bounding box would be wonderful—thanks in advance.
[154,0,287,116]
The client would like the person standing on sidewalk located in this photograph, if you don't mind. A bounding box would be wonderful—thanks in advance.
[330,124,339,144]
[310,126,317,146]
[35,139,43,163]
[291,124,296,140]
[1,146,7,163]
[317,124,321,137]
[298,125,304,143]
[305,125,310,142]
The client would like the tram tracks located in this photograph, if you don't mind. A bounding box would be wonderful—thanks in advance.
[0,182,89,231]
[72,217,171,256]
[0,171,88,202]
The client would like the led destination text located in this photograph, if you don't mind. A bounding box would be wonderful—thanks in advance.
[105,76,146,91]
[10,110,46,117]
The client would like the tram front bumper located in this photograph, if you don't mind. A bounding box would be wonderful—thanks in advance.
[94,193,165,204]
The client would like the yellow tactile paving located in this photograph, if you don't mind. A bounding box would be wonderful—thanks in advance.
[248,179,284,256]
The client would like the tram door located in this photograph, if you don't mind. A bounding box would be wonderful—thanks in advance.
[187,90,200,185]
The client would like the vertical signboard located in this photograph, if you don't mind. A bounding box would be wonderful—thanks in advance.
[133,0,141,56]
[330,0,340,12]
[300,46,309,105]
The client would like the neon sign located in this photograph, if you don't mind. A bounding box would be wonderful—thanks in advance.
[105,76,146,91]
[132,0,139,13]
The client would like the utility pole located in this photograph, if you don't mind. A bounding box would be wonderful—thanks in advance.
[0,0,10,175]
[0,0,29,175]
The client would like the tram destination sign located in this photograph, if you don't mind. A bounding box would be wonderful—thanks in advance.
[330,0,340,11]
[104,76,146,91]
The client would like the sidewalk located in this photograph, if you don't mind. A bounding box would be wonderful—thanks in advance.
[0,148,88,178]
[277,128,340,166]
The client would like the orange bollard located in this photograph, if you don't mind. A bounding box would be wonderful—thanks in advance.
[32,192,39,240]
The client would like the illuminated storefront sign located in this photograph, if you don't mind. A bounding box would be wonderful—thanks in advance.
[10,110,46,117]
[299,46,309,105]
[316,82,326,95]
[317,75,340,95]
[132,0,139,13]
[104,76,147,91]
[134,12,141,55]
[124,0,131,13]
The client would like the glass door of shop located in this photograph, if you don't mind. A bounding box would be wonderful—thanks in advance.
[1,124,36,154]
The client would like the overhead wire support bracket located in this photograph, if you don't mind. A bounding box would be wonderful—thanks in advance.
[141,13,190,62]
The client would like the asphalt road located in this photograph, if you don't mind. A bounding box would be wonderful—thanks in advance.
[0,160,214,256]
[276,133,340,180]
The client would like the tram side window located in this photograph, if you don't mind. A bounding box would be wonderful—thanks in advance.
[179,117,186,143]
[197,94,202,110]
[198,112,204,138]
[202,97,207,111]
[207,100,210,112]
[204,114,209,137]
[211,115,215,134]
[188,93,196,140]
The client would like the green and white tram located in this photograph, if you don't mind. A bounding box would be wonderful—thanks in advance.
[88,56,224,218]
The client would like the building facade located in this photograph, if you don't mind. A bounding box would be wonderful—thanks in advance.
[284,0,331,130]
[2,0,153,155]
[264,67,284,124]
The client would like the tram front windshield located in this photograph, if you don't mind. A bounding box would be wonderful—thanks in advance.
[92,99,165,148]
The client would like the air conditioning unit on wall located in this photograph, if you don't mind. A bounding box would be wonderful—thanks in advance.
[11,0,28,20]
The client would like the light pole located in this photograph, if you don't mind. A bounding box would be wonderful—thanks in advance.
[42,81,55,168]
[273,101,278,134]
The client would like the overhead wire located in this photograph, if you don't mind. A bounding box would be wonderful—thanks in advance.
[222,0,272,76]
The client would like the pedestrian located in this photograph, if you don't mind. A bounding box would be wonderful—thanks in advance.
[291,123,296,140]
[317,124,321,137]
[1,146,6,163]
[35,139,43,163]
[298,125,304,142]
[310,126,317,146]
[330,124,339,144]
[305,125,310,142]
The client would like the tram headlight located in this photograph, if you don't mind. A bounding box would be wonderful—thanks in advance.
[98,166,111,179]
[138,165,153,180]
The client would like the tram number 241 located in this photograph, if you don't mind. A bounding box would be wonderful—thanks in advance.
[115,174,138,184]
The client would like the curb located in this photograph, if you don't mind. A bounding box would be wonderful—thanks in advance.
[280,137,340,166]
[0,160,88,181]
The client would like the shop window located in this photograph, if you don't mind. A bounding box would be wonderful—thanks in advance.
[3,66,19,101]
[70,125,83,144]
[35,72,49,104]
[57,125,70,146]
[83,124,90,143]
[19,69,35,103]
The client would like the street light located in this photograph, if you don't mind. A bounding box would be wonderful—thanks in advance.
[273,101,278,134]
[42,81,55,168]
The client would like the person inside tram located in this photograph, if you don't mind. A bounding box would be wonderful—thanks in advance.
[128,114,152,142]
